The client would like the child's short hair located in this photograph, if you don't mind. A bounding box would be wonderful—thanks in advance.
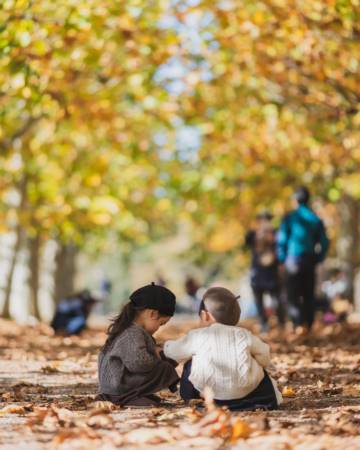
[200,287,240,326]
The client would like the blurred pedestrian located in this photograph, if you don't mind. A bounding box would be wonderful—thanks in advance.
[184,276,201,313]
[245,211,285,332]
[277,187,329,331]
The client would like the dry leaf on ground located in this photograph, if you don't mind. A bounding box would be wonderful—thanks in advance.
[230,419,252,441]
[51,428,100,448]
[282,386,296,397]
[41,362,61,374]
[88,401,117,413]
[180,388,252,442]
[1,319,360,449]
[0,404,26,415]
[125,427,175,445]
[86,413,114,429]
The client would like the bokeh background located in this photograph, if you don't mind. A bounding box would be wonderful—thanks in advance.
[0,0,359,322]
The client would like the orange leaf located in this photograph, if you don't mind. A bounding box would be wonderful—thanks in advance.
[282,386,296,397]
[231,419,251,441]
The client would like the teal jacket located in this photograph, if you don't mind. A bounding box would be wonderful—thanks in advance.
[277,205,329,264]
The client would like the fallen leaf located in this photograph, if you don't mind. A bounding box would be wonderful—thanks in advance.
[27,407,49,426]
[155,411,182,422]
[0,405,26,415]
[1,392,14,401]
[230,419,251,441]
[79,352,92,365]
[343,385,360,397]
[282,386,296,397]
[125,427,175,444]
[28,406,77,430]
[88,402,117,415]
[184,408,203,423]
[181,406,233,440]
[52,406,77,427]
[86,413,114,428]
[41,362,61,374]
[52,428,99,446]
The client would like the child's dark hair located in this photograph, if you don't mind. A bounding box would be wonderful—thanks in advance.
[199,287,240,326]
[102,302,141,352]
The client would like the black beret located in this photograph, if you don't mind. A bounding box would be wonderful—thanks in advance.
[130,282,176,316]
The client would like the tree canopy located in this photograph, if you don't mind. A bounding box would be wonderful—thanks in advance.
[0,0,359,313]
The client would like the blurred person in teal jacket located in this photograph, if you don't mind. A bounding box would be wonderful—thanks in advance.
[277,187,329,330]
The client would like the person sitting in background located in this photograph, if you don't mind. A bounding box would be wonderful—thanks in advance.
[245,211,285,332]
[164,287,283,411]
[321,269,350,323]
[97,283,179,407]
[51,289,99,335]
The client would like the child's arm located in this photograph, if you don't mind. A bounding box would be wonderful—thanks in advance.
[163,332,195,362]
[249,333,271,368]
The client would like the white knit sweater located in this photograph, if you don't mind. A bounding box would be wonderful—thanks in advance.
[164,323,282,403]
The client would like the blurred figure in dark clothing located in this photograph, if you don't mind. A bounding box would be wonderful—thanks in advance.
[277,187,329,331]
[245,211,285,332]
[185,276,201,313]
[51,289,99,335]
[176,276,201,314]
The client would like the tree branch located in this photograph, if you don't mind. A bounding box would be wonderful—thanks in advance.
[0,116,43,152]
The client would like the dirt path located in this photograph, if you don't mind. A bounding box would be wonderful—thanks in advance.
[0,319,360,449]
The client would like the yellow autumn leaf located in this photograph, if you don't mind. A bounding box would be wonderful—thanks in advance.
[231,419,252,441]
[282,386,296,397]
[0,405,26,415]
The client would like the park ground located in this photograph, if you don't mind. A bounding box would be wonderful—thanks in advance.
[0,318,360,450]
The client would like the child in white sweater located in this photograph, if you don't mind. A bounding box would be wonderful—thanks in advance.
[164,287,282,411]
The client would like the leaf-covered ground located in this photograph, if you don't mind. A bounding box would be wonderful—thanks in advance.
[0,318,360,449]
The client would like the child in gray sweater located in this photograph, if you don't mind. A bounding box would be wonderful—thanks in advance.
[98,283,179,407]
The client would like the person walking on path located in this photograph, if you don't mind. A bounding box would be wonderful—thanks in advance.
[277,187,329,331]
[245,211,285,332]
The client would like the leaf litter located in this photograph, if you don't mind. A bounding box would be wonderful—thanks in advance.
[0,318,360,449]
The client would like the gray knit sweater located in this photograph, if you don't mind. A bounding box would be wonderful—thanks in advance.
[98,323,178,400]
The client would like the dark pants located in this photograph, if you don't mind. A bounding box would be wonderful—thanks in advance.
[286,264,316,329]
[252,286,285,328]
[180,360,278,411]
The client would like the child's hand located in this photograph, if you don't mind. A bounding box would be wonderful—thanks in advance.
[155,345,163,358]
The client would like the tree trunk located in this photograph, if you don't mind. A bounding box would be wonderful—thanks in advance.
[2,176,27,319]
[336,195,360,304]
[28,233,42,320]
[2,226,23,318]
[53,243,78,304]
